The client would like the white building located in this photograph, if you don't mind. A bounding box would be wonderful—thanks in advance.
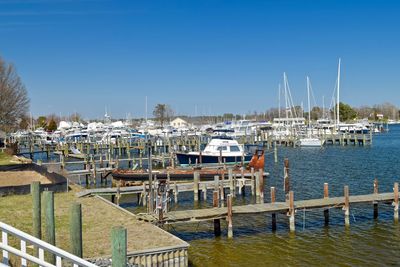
[170,117,188,128]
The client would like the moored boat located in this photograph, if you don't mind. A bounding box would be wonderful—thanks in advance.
[175,136,252,166]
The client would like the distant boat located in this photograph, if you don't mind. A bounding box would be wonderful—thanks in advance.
[298,137,325,147]
[175,136,252,165]
[298,76,325,147]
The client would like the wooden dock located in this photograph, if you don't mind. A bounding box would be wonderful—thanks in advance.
[161,192,395,223]
[135,179,399,238]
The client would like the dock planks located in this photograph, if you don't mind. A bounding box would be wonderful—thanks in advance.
[159,192,395,224]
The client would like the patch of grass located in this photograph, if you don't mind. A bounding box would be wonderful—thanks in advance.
[0,151,14,165]
[0,184,185,263]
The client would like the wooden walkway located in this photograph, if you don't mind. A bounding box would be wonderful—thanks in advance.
[156,192,396,224]
[76,178,254,198]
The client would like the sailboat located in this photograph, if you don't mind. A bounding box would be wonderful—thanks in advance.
[298,76,325,147]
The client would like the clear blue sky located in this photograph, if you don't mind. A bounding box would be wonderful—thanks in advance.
[1,0,399,119]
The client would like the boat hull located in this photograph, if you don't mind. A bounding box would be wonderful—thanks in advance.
[175,153,252,165]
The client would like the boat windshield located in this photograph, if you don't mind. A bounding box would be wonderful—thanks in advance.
[217,146,227,151]
[230,146,240,152]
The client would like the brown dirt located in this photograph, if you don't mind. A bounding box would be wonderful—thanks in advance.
[0,171,52,187]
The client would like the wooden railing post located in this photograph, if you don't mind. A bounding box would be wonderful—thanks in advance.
[31,182,41,255]
[70,202,83,258]
[111,226,127,267]
[44,191,55,264]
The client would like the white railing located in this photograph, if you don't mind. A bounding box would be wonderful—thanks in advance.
[0,221,98,267]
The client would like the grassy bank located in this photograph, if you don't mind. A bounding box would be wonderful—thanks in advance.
[0,151,14,165]
[1,184,185,264]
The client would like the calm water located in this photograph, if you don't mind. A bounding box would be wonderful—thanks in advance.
[164,125,400,266]
[28,125,400,266]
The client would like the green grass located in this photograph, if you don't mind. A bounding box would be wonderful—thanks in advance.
[0,151,14,165]
[0,184,184,264]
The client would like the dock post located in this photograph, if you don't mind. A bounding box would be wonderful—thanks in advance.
[220,173,225,204]
[194,171,200,202]
[394,182,399,222]
[213,191,221,237]
[271,187,276,231]
[111,226,127,267]
[227,194,233,238]
[324,183,329,226]
[202,183,207,200]
[116,181,121,206]
[274,142,278,163]
[255,172,260,203]
[31,182,41,258]
[250,167,255,195]
[70,202,82,257]
[174,182,178,203]
[284,158,290,201]
[214,175,219,193]
[228,168,234,196]
[373,178,378,219]
[259,169,264,202]
[344,185,350,227]
[44,191,56,264]
[289,191,295,232]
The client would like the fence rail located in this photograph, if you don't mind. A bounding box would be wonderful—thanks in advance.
[0,221,97,267]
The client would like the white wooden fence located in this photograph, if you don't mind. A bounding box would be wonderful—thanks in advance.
[0,221,98,267]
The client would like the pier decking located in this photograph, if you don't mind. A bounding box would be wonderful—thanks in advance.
[160,192,395,224]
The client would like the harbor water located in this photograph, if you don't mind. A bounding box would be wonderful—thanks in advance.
[27,125,400,266]
[159,125,400,266]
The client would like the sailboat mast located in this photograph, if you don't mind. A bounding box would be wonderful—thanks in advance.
[336,58,341,126]
[307,76,311,127]
[145,96,148,123]
[278,84,281,121]
[284,73,288,120]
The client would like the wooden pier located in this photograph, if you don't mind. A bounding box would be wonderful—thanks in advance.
[135,180,399,237]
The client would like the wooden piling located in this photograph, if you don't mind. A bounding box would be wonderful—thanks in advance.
[111,226,127,267]
[70,202,83,257]
[274,141,278,163]
[194,171,200,202]
[213,191,221,237]
[289,191,295,232]
[271,186,276,231]
[259,169,264,201]
[344,185,350,227]
[394,182,399,222]
[284,158,290,201]
[228,168,234,196]
[373,178,378,219]
[31,182,41,259]
[44,191,56,264]
[202,183,207,201]
[255,172,260,200]
[227,194,233,238]
[324,183,329,225]
[250,167,255,195]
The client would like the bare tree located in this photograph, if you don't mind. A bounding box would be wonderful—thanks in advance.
[0,57,29,132]
[153,104,174,127]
